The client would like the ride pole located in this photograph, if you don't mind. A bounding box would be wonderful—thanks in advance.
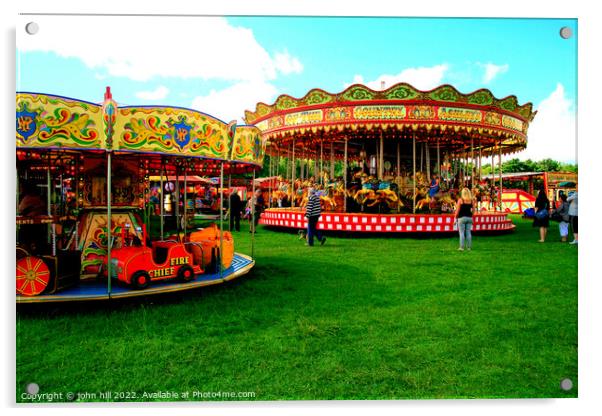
[228,173,232,231]
[478,140,482,181]
[175,162,180,237]
[397,140,401,178]
[437,137,440,175]
[379,130,384,180]
[320,139,323,186]
[219,161,224,279]
[106,151,112,295]
[498,143,503,211]
[268,153,272,208]
[160,158,164,240]
[412,132,416,214]
[251,169,256,259]
[471,137,475,189]
[330,142,335,181]
[426,142,430,183]
[47,159,51,244]
[288,139,297,208]
[344,138,348,213]
[183,161,187,236]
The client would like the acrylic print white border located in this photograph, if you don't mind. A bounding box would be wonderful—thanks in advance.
[3,1,600,416]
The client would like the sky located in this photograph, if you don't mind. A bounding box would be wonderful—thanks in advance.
[16,15,577,163]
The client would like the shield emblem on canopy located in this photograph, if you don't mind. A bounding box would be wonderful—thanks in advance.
[16,108,38,142]
[173,121,192,150]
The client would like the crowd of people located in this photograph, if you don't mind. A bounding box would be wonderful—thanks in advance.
[532,186,578,244]
[224,180,579,251]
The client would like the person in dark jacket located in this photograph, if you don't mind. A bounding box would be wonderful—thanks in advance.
[253,189,265,230]
[555,192,570,242]
[567,187,578,244]
[533,189,550,242]
[228,189,243,231]
[305,188,326,246]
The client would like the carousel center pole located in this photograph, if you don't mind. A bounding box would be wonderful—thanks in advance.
[412,132,416,214]
[219,161,224,279]
[106,151,112,295]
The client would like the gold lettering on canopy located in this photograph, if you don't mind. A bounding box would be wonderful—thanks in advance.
[353,105,406,120]
[438,107,482,123]
[284,110,324,126]
[501,115,524,131]
[267,116,284,130]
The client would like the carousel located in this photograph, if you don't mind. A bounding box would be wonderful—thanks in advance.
[16,88,265,303]
[245,82,536,234]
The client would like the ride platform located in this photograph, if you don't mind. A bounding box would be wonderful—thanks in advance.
[260,209,514,234]
[16,253,254,304]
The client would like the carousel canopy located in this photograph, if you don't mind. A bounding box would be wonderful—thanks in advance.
[245,83,536,159]
[16,89,266,176]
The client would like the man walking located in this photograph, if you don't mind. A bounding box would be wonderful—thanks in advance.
[305,188,326,246]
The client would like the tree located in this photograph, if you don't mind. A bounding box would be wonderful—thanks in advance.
[502,158,534,173]
[535,158,562,172]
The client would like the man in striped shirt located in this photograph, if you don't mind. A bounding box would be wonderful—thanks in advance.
[305,188,326,246]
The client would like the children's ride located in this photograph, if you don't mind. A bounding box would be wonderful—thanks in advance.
[16,88,265,302]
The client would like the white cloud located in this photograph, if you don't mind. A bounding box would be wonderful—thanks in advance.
[191,81,279,123]
[346,64,449,91]
[517,83,576,163]
[479,62,509,84]
[274,50,303,75]
[18,15,302,83]
[135,86,170,101]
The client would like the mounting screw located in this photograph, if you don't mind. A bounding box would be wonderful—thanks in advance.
[26,382,39,394]
[560,378,573,391]
[559,27,572,39]
[25,22,39,35]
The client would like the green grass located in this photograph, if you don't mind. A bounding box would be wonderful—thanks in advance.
[16,215,577,401]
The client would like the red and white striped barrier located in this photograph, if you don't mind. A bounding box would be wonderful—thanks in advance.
[259,209,514,233]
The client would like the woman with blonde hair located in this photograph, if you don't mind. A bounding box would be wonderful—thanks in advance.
[455,187,474,251]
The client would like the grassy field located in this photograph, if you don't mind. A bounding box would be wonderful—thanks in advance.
[16,215,578,402]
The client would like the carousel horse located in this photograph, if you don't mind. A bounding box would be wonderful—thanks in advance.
[319,186,338,211]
